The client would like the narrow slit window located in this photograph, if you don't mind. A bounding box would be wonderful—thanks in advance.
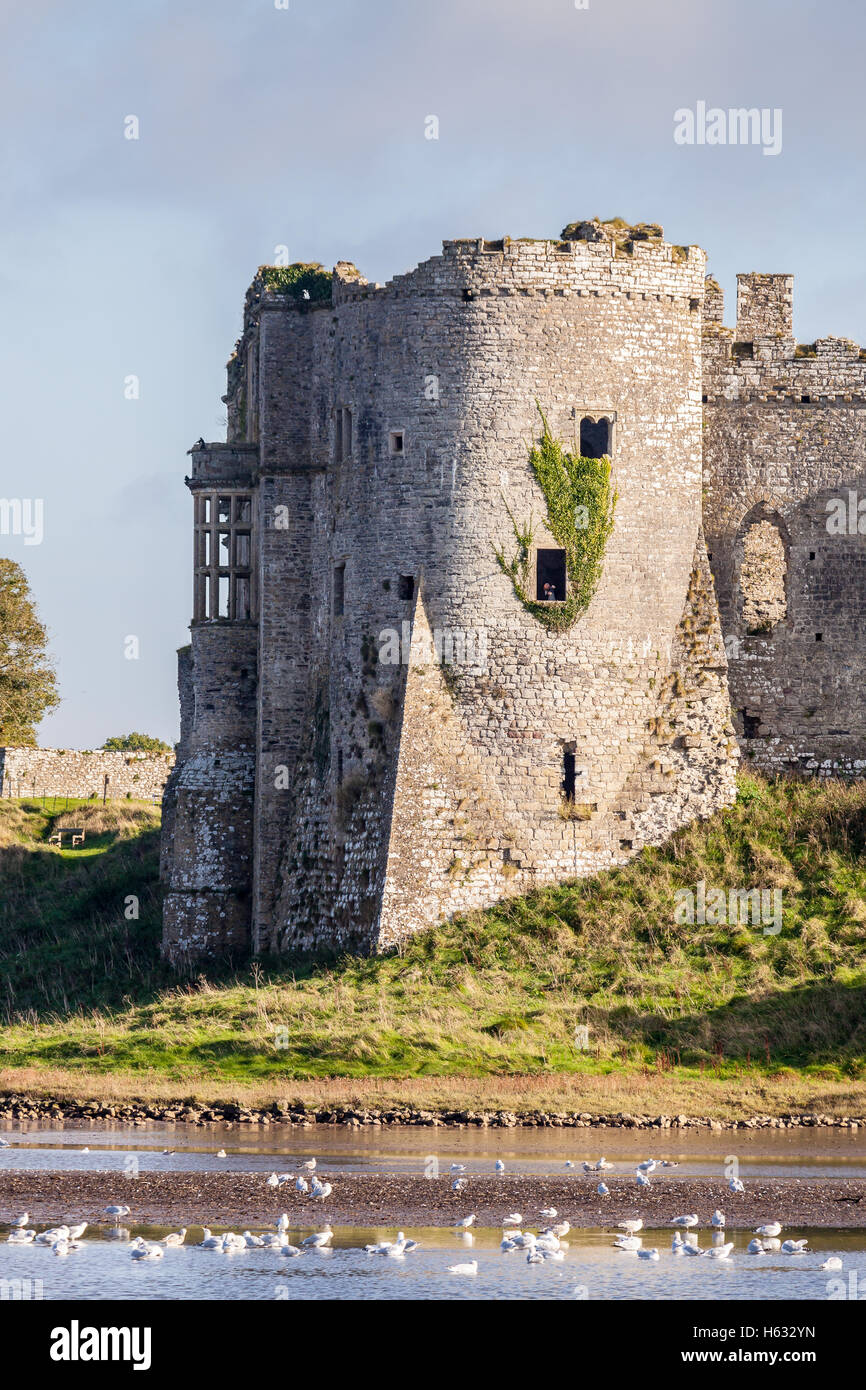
[398,575,415,600]
[389,430,404,455]
[334,409,343,463]
[343,408,353,459]
[536,548,567,602]
[333,563,346,617]
[562,750,576,802]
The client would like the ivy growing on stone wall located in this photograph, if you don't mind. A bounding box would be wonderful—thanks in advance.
[494,405,617,632]
[258,263,333,302]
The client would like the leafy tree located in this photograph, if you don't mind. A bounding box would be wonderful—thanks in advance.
[0,558,60,745]
[102,732,171,754]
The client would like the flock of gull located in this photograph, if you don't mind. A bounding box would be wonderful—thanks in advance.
[2,1148,846,1276]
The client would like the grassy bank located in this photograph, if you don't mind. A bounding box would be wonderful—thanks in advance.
[1,776,866,1113]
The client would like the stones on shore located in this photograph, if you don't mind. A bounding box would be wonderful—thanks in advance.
[0,1094,862,1131]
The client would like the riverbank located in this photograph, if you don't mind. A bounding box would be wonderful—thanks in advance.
[3,1069,866,1128]
[2,1169,864,1230]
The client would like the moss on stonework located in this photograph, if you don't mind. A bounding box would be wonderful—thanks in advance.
[494,405,617,633]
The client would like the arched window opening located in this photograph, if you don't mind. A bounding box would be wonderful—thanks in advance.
[741,519,787,634]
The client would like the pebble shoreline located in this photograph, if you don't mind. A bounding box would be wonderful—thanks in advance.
[1,1171,865,1230]
[1,1095,863,1131]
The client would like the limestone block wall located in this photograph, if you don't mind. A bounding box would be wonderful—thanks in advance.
[703,274,866,775]
[261,229,738,954]
[0,747,173,800]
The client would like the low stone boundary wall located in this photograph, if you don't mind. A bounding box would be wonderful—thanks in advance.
[0,747,174,801]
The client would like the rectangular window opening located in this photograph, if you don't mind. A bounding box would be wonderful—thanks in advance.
[398,574,415,600]
[579,416,611,458]
[333,563,346,618]
[389,430,404,455]
[562,750,577,802]
[537,548,567,602]
[217,574,230,618]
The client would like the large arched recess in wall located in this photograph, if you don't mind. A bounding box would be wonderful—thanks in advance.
[732,502,791,637]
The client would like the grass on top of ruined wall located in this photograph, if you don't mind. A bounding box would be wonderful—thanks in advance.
[1,777,866,1100]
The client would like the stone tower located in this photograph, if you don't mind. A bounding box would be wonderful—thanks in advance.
[161,220,739,963]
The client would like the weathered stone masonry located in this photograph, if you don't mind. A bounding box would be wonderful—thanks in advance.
[160,219,865,963]
[0,747,173,800]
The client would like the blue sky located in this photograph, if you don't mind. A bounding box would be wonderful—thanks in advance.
[1,0,864,747]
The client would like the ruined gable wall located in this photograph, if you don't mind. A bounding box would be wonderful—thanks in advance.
[703,275,866,775]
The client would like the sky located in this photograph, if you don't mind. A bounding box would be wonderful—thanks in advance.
[1,0,864,748]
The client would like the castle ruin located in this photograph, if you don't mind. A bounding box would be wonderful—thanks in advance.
[160,218,866,963]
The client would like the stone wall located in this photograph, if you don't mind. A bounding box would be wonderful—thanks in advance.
[702,274,866,775]
[0,746,173,800]
[218,224,737,958]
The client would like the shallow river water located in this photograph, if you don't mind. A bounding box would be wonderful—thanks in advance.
[2,1121,865,1300]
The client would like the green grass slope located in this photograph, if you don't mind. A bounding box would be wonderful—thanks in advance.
[0,775,865,1088]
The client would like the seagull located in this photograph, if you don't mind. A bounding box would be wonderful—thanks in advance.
[450,1163,467,1173]
[821,1257,843,1270]
[595,1158,613,1171]
[495,1160,505,1172]
[131,1241,163,1261]
[503,1213,523,1226]
[0,1139,10,1147]
[682,1241,702,1256]
[763,1238,782,1251]
[672,1232,684,1253]
[781,1239,809,1254]
[527,1248,545,1264]
[501,1234,520,1251]
[104,1205,131,1218]
[200,1229,223,1249]
[711,1210,726,1228]
[615,1234,642,1251]
[754,1222,782,1238]
[68,1223,88,1240]
[314,1182,333,1202]
[546,1221,570,1238]
[296,1177,309,1194]
[301,1159,317,1172]
[243,1231,264,1247]
[702,1242,734,1259]
[447,1260,478,1275]
[729,1177,745,1194]
[451,1178,467,1191]
[661,1160,679,1168]
[565,1160,575,1169]
[266,1173,280,1188]
[670,1214,699,1228]
[637,1159,657,1174]
[539,1208,557,1221]
[215,1149,227,1158]
[455,1214,476,1228]
[11,1212,29,1227]
[7,1228,36,1243]
[638,1247,660,1261]
[747,1238,765,1254]
[281,1243,302,1257]
[618,1219,643,1234]
[540,1247,565,1262]
[302,1225,333,1248]
[636,1171,651,1188]
[276,1213,290,1233]
[598,1181,610,1196]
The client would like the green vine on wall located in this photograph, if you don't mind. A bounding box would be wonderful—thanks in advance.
[494,404,618,632]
